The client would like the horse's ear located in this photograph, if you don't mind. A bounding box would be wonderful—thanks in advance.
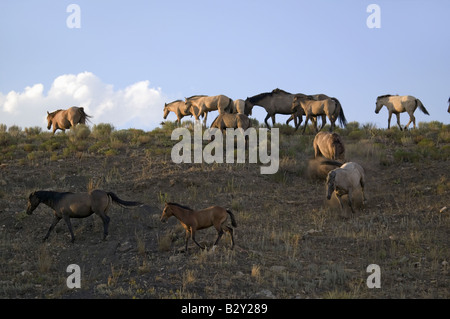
[47,111,49,115]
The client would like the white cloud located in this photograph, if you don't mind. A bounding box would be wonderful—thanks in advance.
[0,72,166,131]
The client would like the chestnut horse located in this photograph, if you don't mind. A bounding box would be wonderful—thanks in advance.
[47,106,91,134]
[160,202,237,252]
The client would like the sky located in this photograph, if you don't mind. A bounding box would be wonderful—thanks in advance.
[0,0,449,131]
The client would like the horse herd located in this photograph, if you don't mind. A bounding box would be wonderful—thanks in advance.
[27,90,447,250]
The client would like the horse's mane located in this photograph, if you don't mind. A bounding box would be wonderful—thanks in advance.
[34,190,73,202]
[167,202,194,211]
[271,88,292,95]
[166,100,184,106]
[185,95,207,100]
[247,92,272,103]
[248,88,293,103]
[377,94,398,100]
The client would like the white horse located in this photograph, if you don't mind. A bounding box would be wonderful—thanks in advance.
[325,161,366,214]
[375,95,429,130]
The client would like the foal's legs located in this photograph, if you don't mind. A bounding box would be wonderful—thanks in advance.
[191,229,205,250]
[44,215,61,241]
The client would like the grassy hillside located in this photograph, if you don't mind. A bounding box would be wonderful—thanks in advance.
[0,120,448,299]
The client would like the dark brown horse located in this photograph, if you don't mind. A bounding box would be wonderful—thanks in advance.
[244,88,297,128]
[160,202,237,252]
[47,106,91,134]
[26,190,142,242]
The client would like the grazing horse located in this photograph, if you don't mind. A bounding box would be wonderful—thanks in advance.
[313,131,345,161]
[160,202,237,252]
[185,95,233,126]
[26,190,142,242]
[324,161,366,214]
[163,100,193,125]
[292,96,347,134]
[47,106,91,134]
[244,88,297,128]
[375,95,429,130]
[210,113,252,132]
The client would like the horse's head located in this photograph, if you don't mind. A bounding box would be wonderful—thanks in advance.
[375,98,384,114]
[46,111,54,130]
[244,98,253,116]
[291,96,301,113]
[163,103,170,119]
[26,192,40,215]
[184,98,192,109]
[326,171,336,200]
[160,203,173,223]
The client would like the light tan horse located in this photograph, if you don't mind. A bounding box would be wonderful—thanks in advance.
[26,190,143,242]
[160,202,237,252]
[244,88,297,128]
[47,106,91,134]
[292,96,347,134]
[325,161,366,214]
[163,100,193,125]
[232,99,246,114]
[286,94,344,131]
[210,113,252,132]
[313,131,345,161]
[185,95,233,126]
[375,95,430,130]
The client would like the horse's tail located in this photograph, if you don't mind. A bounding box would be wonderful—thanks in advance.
[320,159,344,167]
[226,209,237,228]
[107,192,142,208]
[416,99,430,115]
[78,107,92,123]
[226,97,234,113]
[332,98,347,127]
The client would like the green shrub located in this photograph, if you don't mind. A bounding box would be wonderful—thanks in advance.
[92,123,114,140]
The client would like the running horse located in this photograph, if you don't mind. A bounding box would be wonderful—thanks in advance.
[375,95,429,130]
[47,106,91,134]
[160,202,237,252]
[26,190,142,242]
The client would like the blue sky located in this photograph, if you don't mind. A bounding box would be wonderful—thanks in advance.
[0,0,449,130]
